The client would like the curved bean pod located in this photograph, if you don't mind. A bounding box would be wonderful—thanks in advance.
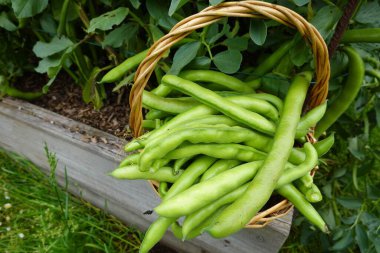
[315,47,364,138]
[154,161,263,218]
[207,72,312,238]
[139,126,266,171]
[139,156,216,253]
[162,75,276,135]
[277,184,328,233]
[110,165,182,183]
[179,70,254,93]
[164,143,266,161]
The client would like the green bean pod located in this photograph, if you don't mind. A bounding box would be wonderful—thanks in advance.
[171,206,227,241]
[179,70,254,93]
[110,165,182,183]
[139,126,267,171]
[297,173,314,188]
[143,90,199,114]
[315,47,364,138]
[158,182,169,198]
[154,161,263,218]
[125,94,280,152]
[164,143,266,161]
[275,143,318,189]
[100,49,149,83]
[173,156,194,174]
[295,101,327,138]
[162,75,276,135]
[277,184,328,233]
[119,153,140,167]
[341,28,380,43]
[313,133,335,157]
[145,109,172,120]
[207,72,312,238]
[296,182,323,203]
[200,159,241,182]
[151,83,173,97]
[139,156,216,253]
[182,183,249,239]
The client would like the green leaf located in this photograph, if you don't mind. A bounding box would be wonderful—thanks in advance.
[33,36,74,58]
[249,20,267,46]
[130,0,141,9]
[0,0,10,5]
[355,225,369,253]
[169,0,190,16]
[330,229,354,251]
[51,0,79,22]
[0,11,17,31]
[291,0,309,6]
[332,166,347,179]
[224,37,248,51]
[206,20,230,44]
[210,0,224,5]
[186,56,211,70]
[290,38,312,67]
[341,215,356,225]
[355,1,380,26]
[35,54,62,74]
[39,13,57,35]
[146,0,177,30]
[348,136,366,160]
[336,197,362,209]
[11,0,48,18]
[311,5,342,39]
[102,23,139,48]
[213,49,242,74]
[87,7,129,33]
[148,24,164,42]
[169,41,201,75]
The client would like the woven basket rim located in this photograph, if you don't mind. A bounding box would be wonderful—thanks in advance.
[130,0,330,228]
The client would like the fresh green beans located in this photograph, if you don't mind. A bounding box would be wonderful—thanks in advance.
[154,161,263,218]
[207,72,312,238]
[315,47,364,138]
[341,28,380,43]
[100,49,149,83]
[296,101,327,138]
[179,70,254,93]
[139,156,216,253]
[143,90,199,114]
[277,184,328,233]
[111,165,183,183]
[162,75,277,135]
[164,143,267,161]
[139,126,268,171]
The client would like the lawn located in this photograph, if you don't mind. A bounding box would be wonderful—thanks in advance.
[0,146,142,253]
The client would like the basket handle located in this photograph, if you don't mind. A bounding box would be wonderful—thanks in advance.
[129,0,330,137]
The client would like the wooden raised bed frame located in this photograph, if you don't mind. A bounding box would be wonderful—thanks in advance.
[0,97,293,253]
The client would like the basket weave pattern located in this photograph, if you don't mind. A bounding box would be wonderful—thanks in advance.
[129,0,330,228]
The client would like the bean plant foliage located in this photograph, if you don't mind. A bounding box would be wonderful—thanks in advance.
[0,0,379,252]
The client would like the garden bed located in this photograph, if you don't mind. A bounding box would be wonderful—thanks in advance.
[0,97,293,253]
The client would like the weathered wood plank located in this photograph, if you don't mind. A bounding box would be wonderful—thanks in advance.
[0,97,293,253]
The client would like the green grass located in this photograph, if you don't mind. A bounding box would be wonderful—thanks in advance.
[0,147,143,253]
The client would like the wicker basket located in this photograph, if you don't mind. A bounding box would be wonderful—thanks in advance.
[128,0,330,228]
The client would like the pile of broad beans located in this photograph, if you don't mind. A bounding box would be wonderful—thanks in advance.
[111,68,334,252]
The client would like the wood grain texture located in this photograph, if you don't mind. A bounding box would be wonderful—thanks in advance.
[0,97,293,253]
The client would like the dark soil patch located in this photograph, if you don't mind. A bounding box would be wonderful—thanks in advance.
[18,72,133,140]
